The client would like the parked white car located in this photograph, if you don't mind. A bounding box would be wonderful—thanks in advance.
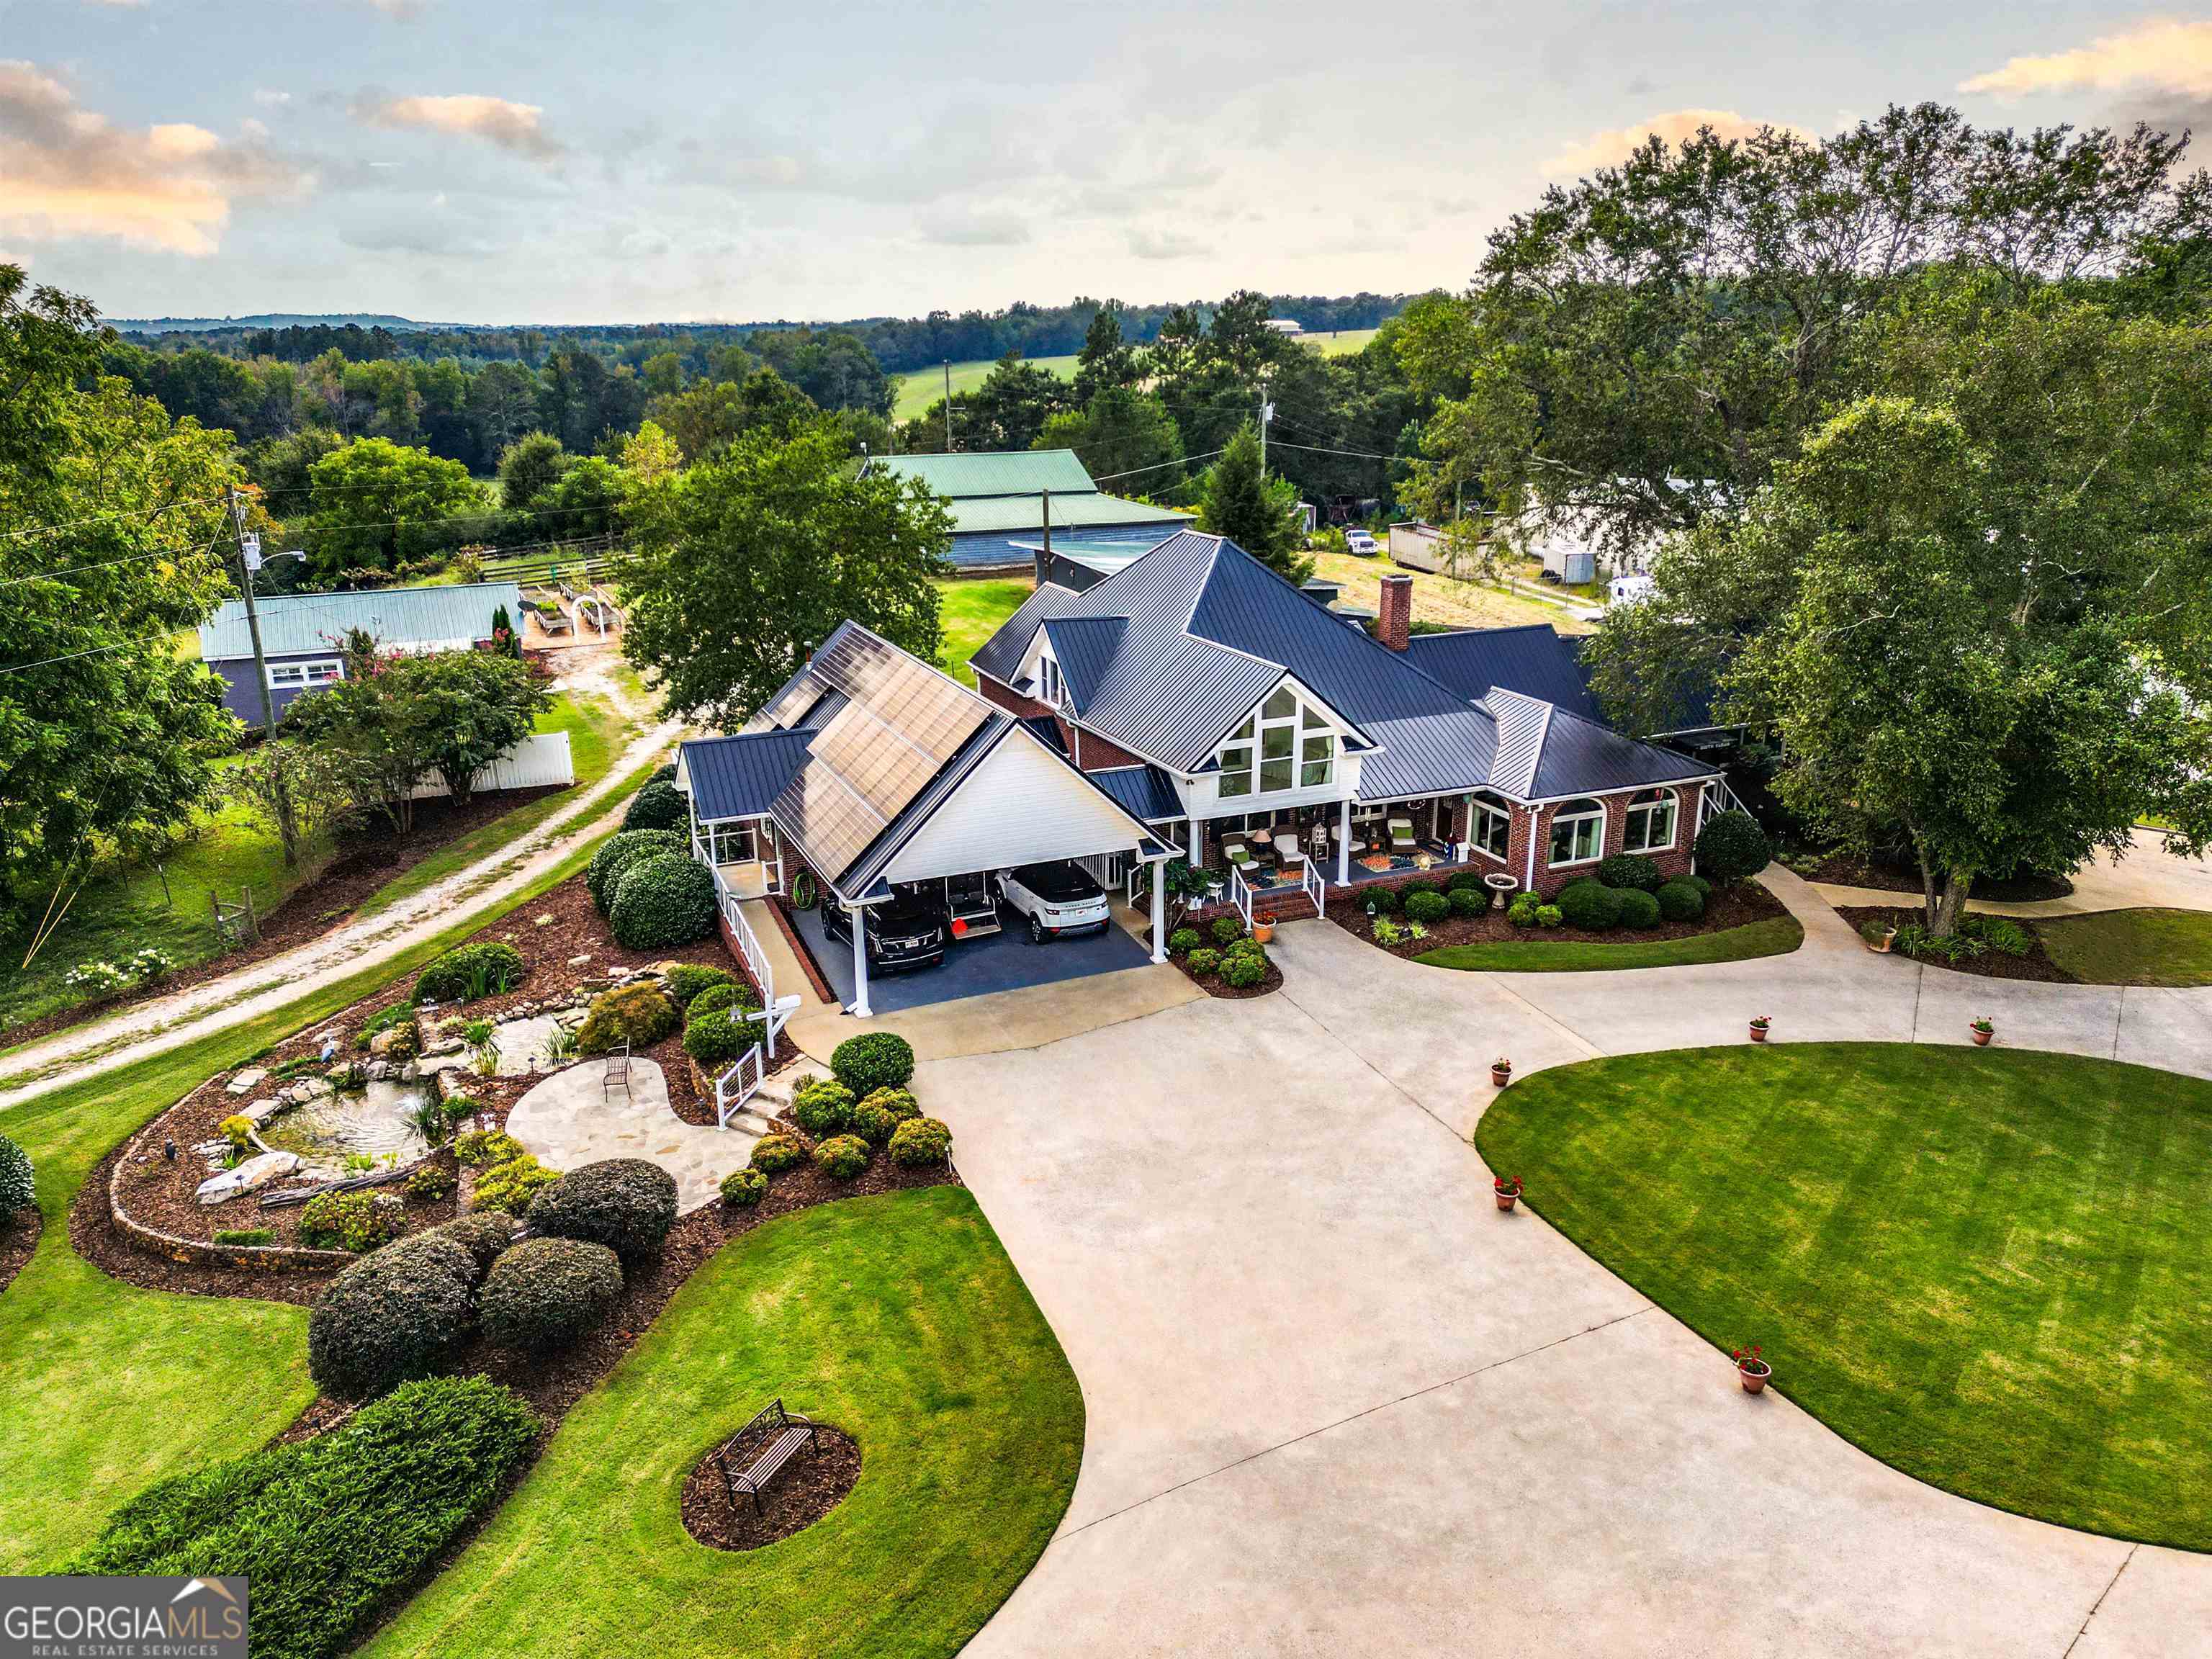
[995,861,1112,944]
[1342,528,1380,555]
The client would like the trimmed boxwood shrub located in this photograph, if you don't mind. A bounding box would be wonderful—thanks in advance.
[1694,809,1771,884]
[831,1031,915,1097]
[1556,879,1623,931]
[1656,878,1707,922]
[306,1235,477,1398]
[413,940,525,1006]
[1363,886,1400,915]
[1210,915,1246,946]
[1448,887,1487,917]
[1186,945,1222,976]
[1220,950,1268,988]
[469,1151,559,1215]
[720,1167,768,1208]
[609,854,718,950]
[621,778,688,833]
[792,1077,855,1136]
[299,1190,405,1254]
[852,1087,919,1144]
[1167,927,1200,955]
[66,1375,538,1659]
[888,1115,953,1167]
[750,1133,806,1174]
[812,1133,871,1179]
[1403,890,1451,924]
[1507,896,1540,927]
[682,999,757,1069]
[418,1212,516,1280]
[575,982,679,1056]
[480,1236,624,1352]
[527,1158,678,1259]
[664,963,735,1007]
[1596,853,1663,892]
[587,829,688,914]
[1446,870,1488,893]
[1681,873,1713,899]
[1535,904,1564,927]
[0,1133,33,1215]
[1615,887,1663,929]
[688,979,762,1023]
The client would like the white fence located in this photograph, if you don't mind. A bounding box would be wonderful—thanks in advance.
[406,729,575,800]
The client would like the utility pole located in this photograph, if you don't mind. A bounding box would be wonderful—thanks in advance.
[228,485,298,863]
[1257,380,1274,471]
[1040,487,1051,563]
[943,360,953,451]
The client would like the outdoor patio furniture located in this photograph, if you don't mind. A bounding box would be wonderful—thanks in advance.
[603,1040,632,1103]
[1276,844,1308,877]
[1388,818,1416,851]
[712,1398,821,1518]
[1223,838,1255,871]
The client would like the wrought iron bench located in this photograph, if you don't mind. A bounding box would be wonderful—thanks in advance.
[714,1398,820,1516]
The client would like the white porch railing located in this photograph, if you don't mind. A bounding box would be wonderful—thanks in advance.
[1300,855,1326,914]
[1227,861,1254,930]
[706,863,776,1013]
[714,1044,765,1128]
[1699,779,1749,827]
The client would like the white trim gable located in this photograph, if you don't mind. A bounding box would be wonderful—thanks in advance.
[881,726,1158,885]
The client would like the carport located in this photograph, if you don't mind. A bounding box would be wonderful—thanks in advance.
[676,621,1178,1019]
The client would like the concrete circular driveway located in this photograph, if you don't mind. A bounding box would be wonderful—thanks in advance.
[935,878,2212,1657]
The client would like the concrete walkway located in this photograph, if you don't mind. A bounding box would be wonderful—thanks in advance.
[504,1056,755,1213]
[939,866,2212,1657]
[1809,827,2212,919]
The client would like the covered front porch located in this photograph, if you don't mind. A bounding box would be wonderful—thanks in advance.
[1186,794,1473,894]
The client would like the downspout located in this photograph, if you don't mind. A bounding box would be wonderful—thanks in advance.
[1524,804,1538,892]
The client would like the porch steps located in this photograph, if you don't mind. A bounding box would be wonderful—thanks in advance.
[1251,886,1321,922]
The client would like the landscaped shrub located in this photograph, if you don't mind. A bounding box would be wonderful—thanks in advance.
[792,1076,856,1136]
[1220,950,1269,988]
[1371,917,1404,946]
[1534,904,1564,928]
[297,1191,405,1254]
[574,983,680,1055]
[851,1087,920,1144]
[1556,880,1623,931]
[469,1151,559,1215]
[1694,809,1771,884]
[831,1031,915,1096]
[1167,927,1201,955]
[587,828,688,914]
[1969,914,2035,957]
[418,1212,516,1280]
[682,999,757,1069]
[609,854,719,950]
[1403,890,1451,924]
[212,1227,274,1247]
[527,1158,679,1259]
[218,1113,255,1155]
[453,1128,523,1166]
[720,1168,768,1208]
[1507,896,1539,927]
[621,778,687,834]
[1681,873,1713,899]
[750,1133,806,1174]
[888,1115,953,1167]
[305,1235,477,1398]
[1447,870,1488,893]
[687,979,762,1023]
[402,1162,457,1201]
[1186,945,1223,976]
[354,1002,417,1049]
[1656,878,1706,922]
[480,1236,624,1352]
[812,1134,871,1179]
[1597,853,1663,892]
[1210,915,1246,946]
[413,940,526,1006]
[1364,886,1401,915]
[67,1374,537,1659]
[647,762,678,788]
[1615,888,1663,930]
[664,963,735,1006]
[1448,887,1487,917]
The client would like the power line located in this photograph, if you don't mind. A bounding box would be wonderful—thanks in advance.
[1089,448,1227,485]
[0,493,228,543]
[0,639,136,678]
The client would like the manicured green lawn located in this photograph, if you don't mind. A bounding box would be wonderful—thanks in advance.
[893,356,1076,421]
[933,577,1033,687]
[2037,907,2212,987]
[366,1186,1082,1659]
[1416,914,1802,973]
[1476,1044,2212,1550]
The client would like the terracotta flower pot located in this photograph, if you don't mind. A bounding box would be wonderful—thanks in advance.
[1971,1027,1992,1046]
[1253,921,1275,944]
[1866,932,1894,953]
[1738,1362,1771,1395]
[1490,1063,1512,1088]
[1495,1190,1519,1212]
[1749,1024,1769,1043]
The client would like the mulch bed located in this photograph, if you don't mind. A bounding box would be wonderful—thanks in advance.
[1794,850,2074,904]
[1326,878,1788,961]
[1837,905,2077,984]
[0,1205,40,1296]
[3,783,570,1053]
[680,1424,863,1550]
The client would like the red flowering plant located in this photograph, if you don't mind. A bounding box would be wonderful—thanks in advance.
[1732,1344,1770,1377]
[1748,1015,1772,1030]
[1493,1174,1523,1197]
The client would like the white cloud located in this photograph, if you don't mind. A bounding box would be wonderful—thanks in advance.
[83,0,150,9]
[1127,225,1211,261]
[917,209,1029,248]
[352,92,562,161]
[0,60,311,254]
[253,89,292,108]
[1961,19,2212,100]
[1545,108,1806,176]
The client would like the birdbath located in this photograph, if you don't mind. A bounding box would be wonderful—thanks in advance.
[1483,872,1521,911]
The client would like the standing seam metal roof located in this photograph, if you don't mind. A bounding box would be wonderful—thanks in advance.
[197,580,524,662]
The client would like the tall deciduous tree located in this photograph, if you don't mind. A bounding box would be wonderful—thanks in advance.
[1037,387,1182,489]
[1197,424,1311,585]
[495,431,568,518]
[614,419,951,724]
[300,437,488,575]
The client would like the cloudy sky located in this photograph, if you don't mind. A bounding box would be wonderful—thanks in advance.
[0,0,2204,325]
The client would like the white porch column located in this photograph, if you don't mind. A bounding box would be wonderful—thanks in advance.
[1187,814,1201,871]
[1149,859,1167,962]
[1336,796,1352,886]
[848,904,872,1019]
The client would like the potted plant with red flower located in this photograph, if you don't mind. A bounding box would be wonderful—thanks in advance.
[1493,1174,1523,1213]
[1748,1015,1771,1043]
[1490,1056,1513,1088]
[1733,1344,1771,1394]
[1969,1017,1994,1046]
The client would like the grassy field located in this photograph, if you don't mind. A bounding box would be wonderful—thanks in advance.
[893,356,1077,421]
[1416,914,1802,973]
[1300,327,1380,356]
[2037,907,2212,987]
[1476,1044,2212,1550]
[935,577,1033,686]
[1308,551,1596,636]
[364,1187,1083,1659]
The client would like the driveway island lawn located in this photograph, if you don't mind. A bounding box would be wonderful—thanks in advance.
[1416,914,1802,973]
[2036,907,2212,987]
[363,1186,1082,1659]
[1476,1044,2212,1551]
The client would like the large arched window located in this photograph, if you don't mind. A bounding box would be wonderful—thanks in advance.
[1622,788,1678,854]
[1467,790,1512,860]
[1547,797,1605,867]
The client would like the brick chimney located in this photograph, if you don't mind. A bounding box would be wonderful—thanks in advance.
[1378,572,1413,651]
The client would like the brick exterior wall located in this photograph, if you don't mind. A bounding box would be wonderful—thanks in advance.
[1064,720,1147,772]
[975,673,1053,719]
[1506,781,1707,896]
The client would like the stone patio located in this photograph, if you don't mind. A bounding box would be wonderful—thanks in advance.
[503,1056,757,1213]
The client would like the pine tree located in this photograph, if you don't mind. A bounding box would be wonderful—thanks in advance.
[1196,424,1311,585]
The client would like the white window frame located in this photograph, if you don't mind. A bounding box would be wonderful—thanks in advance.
[1213,682,1337,800]
[268,657,343,691]
[1467,791,1513,863]
[1547,797,1606,868]
[1037,654,1064,709]
[1622,788,1678,855]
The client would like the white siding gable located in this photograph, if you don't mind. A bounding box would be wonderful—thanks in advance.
[882,730,1152,884]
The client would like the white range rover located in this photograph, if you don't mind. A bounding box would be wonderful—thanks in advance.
[994,862,1112,944]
